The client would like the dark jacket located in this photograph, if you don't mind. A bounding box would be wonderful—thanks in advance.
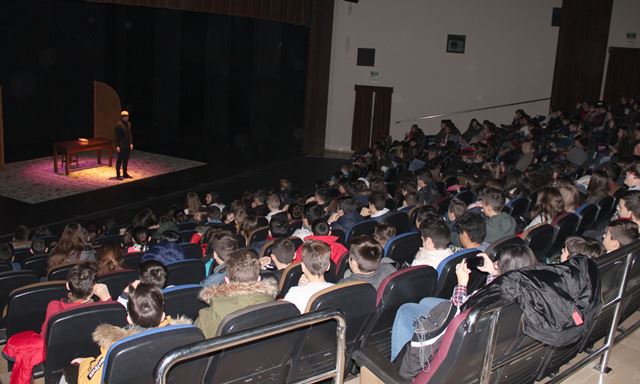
[331,212,364,234]
[465,255,601,347]
[114,120,133,147]
[484,212,517,244]
[417,185,441,206]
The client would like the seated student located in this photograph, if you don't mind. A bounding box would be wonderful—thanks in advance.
[293,220,348,265]
[127,227,151,253]
[196,249,278,338]
[412,219,453,268]
[204,205,223,225]
[0,243,20,271]
[340,236,396,289]
[117,260,168,307]
[266,193,284,222]
[623,163,640,191]
[390,245,537,360]
[284,240,334,313]
[3,263,111,384]
[29,238,48,257]
[525,187,565,230]
[200,232,238,287]
[452,211,490,252]
[481,188,517,243]
[373,222,396,248]
[561,236,606,262]
[74,284,191,384]
[95,244,124,276]
[416,172,441,205]
[250,212,290,253]
[398,192,418,213]
[259,237,296,281]
[361,193,390,222]
[11,225,31,251]
[603,220,640,253]
[413,206,437,230]
[292,203,325,240]
[328,196,364,234]
[445,198,467,234]
[618,191,640,228]
[141,230,184,264]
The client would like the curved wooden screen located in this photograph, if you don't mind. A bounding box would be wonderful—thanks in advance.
[93,81,121,140]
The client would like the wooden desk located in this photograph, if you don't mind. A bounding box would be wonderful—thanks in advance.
[53,138,113,175]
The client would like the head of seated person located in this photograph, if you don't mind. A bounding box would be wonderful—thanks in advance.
[67,262,111,302]
[373,222,396,248]
[29,238,48,256]
[301,240,331,283]
[269,238,295,271]
[619,191,640,227]
[603,220,639,253]
[530,187,565,224]
[414,205,437,229]
[561,236,606,262]
[456,212,487,249]
[267,193,282,214]
[347,236,383,276]
[269,213,290,239]
[447,198,467,223]
[139,260,168,289]
[96,243,124,276]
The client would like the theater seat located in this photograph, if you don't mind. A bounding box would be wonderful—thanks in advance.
[484,235,524,261]
[94,235,122,246]
[2,281,67,340]
[277,262,302,298]
[122,252,143,269]
[36,302,127,383]
[575,203,599,235]
[455,190,475,205]
[47,263,78,281]
[359,266,437,359]
[97,269,139,300]
[434,249,484,298]
[346,220,377,245]
[433,196,452,216]
[384,232,422,266]
[163,284,207,321]
[248,226,269,244]
[334,251,351,281]
[21,254,49,278]
[180,242,203,259]
[524,224,555,262]
[165,259,205,286]
[549,212,580,259]
[384,211,411,234]
[0,270,39,316]
[506,196,530,219]
[594,196,616,230]
[95,325,207,384]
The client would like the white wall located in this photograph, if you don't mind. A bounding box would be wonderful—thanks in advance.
[325,0,561,152]
[600,0,640,98]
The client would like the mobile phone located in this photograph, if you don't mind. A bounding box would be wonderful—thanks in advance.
[465,255,485,269]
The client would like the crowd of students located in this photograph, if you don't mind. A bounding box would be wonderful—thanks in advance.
[1,97,640,382]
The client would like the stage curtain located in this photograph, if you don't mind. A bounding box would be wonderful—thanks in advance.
[550,0,613,110]
[371,87,393,145]
[603,47,640,104]
[83,0,312,25]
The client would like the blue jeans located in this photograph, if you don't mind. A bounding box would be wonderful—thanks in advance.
[390,297,447,361]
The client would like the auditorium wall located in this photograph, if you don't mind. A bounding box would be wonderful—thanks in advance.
[324,0,561,152]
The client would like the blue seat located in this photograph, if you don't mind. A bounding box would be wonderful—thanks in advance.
[384,232,422,265]
[346,219,378,245]
[575,203,599,235]
[434,248,485,298]
[165,259,205,286]
[162,284,207,320]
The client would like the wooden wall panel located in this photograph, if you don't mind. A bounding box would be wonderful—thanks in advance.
[93,81,122,140]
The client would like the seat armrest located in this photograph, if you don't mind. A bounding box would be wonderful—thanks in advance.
[63,364,79,384]
[352,346,410,384]
[32,363,44,379]
[0,329,6,345]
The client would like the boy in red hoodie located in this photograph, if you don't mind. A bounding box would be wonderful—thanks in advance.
[293,220,348,264]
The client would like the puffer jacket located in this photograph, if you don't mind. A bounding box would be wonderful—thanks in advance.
[77,316,192,384]
[484,212,517,244]
[195,279,278,339]
[465,255,601,347]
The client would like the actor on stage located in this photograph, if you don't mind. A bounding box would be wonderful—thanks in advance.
[114,110,133,180]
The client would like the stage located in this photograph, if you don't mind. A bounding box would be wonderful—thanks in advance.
[0,151,206,204]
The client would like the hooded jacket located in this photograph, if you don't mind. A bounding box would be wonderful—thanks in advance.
[465,255,601,347]
[293,235,348,265]
[76,316,192,384]
[195,279,279,339]
[484,212,517,244]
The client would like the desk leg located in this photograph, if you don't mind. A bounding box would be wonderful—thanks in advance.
[65,153,70,175]
[97,149,102,165]
[53,148,58,174]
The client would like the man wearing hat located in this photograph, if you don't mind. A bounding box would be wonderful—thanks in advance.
[114,110,133,180]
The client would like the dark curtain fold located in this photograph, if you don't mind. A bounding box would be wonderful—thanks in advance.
[550,0,613,110]
[84,0,312,25]
[351,85,374,151]
[371,87,393,145]
[603,47,640,104]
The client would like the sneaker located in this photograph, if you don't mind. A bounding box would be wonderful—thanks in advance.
[123,174,133,179]
[116,176,123,181]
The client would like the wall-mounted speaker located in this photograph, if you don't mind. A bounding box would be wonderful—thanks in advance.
[552,7,561,27]
[446,35,466,54]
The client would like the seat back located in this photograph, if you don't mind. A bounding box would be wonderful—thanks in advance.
[103,325,206,384]
[384,232,422,265]
[122,252,143,269]
[334,251,351,280]
[455,190,476,205]
[47,263,78,281]
[550,212,580,257]
[94,235,122,246]
[21,255,49,278]
[97,270,139,300]
[433,196,452,216]
[179,230,196,243]
[277,263,302,298]
[484,235,524,261]
[508,197,530,218]
[203,302,303,383]
[346,220,377,245]
[595,196,616,229]
[383,211,410,234]
[288,281,376,381]
[163,284,208,320]
[180,242,203,260]
[575,203,599,235]
[44,302,127,384]
[434,249,484,298]
[361,266,438,358]
[248,226,269,244]
[0,270,39,314]
[178,221,197,231]
[165,259,205,286]
[11,249,31,264]
[524,224,555,262]
[0,263,13,273]
[4,281,67,338]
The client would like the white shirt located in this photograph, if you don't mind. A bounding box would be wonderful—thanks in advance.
[292,226,313,240]
[266,209,285,222]
[371,208,390,218]
[284,281,334,313]
[412,248,453,268]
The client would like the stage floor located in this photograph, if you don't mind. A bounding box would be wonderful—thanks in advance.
[0,151,206,203]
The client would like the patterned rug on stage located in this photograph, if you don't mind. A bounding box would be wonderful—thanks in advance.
[0,151,206,204]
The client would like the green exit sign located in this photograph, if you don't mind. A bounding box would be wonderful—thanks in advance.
[627,32,637,40]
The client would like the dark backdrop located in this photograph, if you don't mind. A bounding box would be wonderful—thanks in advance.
[0,0,309,163]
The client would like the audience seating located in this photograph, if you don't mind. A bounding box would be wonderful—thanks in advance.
[484,235,524,261]
[2,281,67,340]
[575,203,599,235]
[47,264,77,281]
[505,196,530,218]
[94,235,122,246]
[383,232,422,266]
[11,249,31,264]
[359,266,438,359]
[165,259,205,286]
[178,221,197,231]
[180,242,203,260]
[248,226,269,244]
[21,254,49,278]
[163,284,208,320]
[122,252,143,269]
[433,196,452,216]
[277,263,302,298]
[346,220,378,245]
[434,249,484,298]
[594,196,616,230]
[384,211,410,234]
[334,250,351,281]
[549,212,580,259]
[35,302,127,383]
[258,239,276,258]
[0,263,13,273]
[179,229,196,243]
[97,269,139,300]
[524,224,555,262]
[620,249,640,322]
[455,190,475,205]
[0,270,40,315]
